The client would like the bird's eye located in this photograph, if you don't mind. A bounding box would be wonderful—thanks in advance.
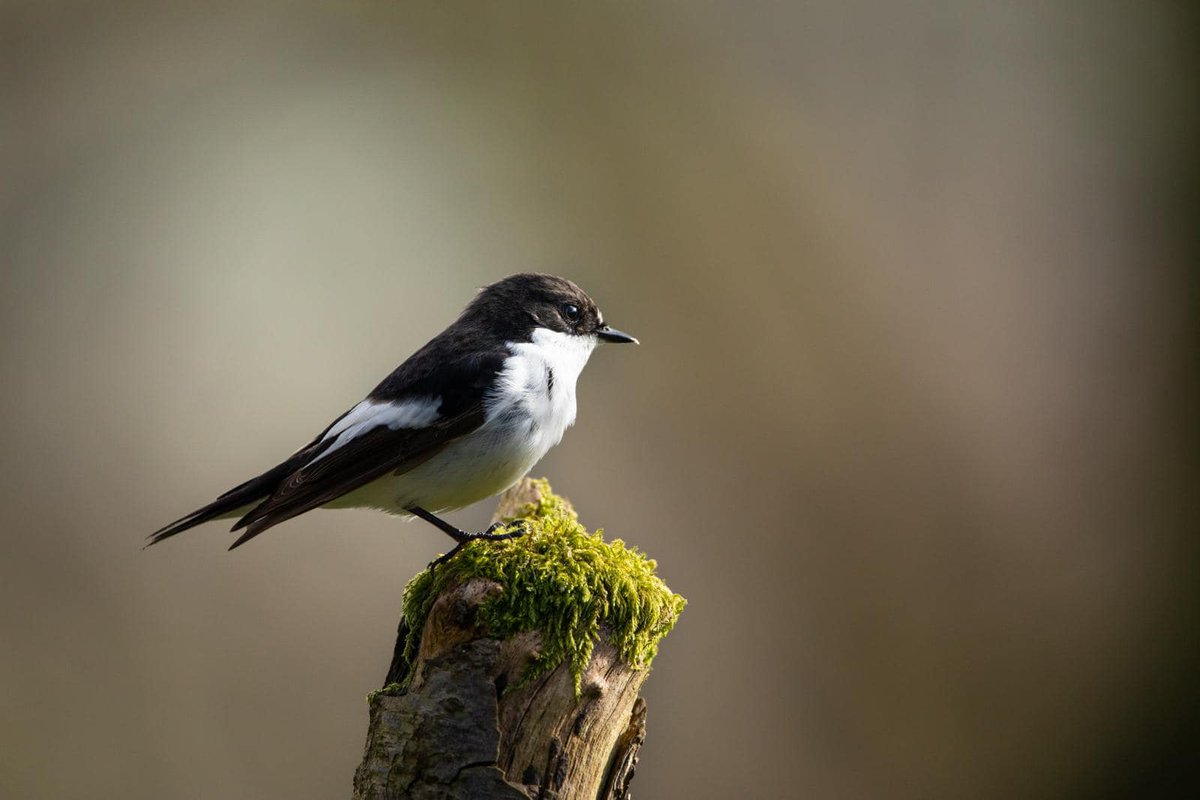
[561,303,581,322]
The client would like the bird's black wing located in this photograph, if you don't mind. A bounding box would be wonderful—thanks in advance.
[223,405,482,548]
[224,346,509,549]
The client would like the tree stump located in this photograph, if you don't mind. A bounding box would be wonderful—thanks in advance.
[352,479,684,800]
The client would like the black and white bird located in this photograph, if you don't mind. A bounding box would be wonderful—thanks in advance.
[148,273,637,551]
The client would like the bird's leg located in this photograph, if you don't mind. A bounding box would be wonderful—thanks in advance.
[407,506,530,568]
[406,505,470,543]
[406,505,527,544]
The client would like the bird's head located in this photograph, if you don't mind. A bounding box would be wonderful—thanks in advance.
[469,273,639,345]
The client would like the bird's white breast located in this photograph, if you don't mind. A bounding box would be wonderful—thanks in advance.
[328,328,597,513]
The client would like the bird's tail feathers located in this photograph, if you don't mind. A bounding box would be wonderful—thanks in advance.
[146,455,310,548]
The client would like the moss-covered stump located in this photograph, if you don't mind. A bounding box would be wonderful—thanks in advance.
[352,478,685,800]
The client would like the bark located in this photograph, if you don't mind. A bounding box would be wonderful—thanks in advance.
[352,482,652,800]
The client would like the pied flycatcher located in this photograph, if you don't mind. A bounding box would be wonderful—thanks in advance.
[149,273,637,550]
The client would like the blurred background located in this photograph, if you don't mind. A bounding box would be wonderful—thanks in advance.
[2,2,1196,798]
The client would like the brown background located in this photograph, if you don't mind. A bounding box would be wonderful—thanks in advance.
[2,3,1196,798]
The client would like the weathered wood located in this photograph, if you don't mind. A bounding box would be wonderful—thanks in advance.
[599,697,646,800]
[352,480,669,800]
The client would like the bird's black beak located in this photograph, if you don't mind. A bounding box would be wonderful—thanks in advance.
[597,325,639,344]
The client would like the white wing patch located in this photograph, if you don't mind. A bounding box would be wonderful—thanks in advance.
[307,397,441,465]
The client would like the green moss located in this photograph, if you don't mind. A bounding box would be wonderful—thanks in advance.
[365,682,406,703]
[401,479,686,694]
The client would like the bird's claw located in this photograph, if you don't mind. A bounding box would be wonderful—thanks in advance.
[427,520,530,570]
[476,519,528,541]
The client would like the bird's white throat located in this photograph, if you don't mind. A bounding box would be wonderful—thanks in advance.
[487,327,598,436]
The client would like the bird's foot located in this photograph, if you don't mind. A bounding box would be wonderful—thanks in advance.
[456,519,528,544]
[427,520,530,569]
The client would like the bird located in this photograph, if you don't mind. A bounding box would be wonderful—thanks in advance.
[148,273,638,552]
